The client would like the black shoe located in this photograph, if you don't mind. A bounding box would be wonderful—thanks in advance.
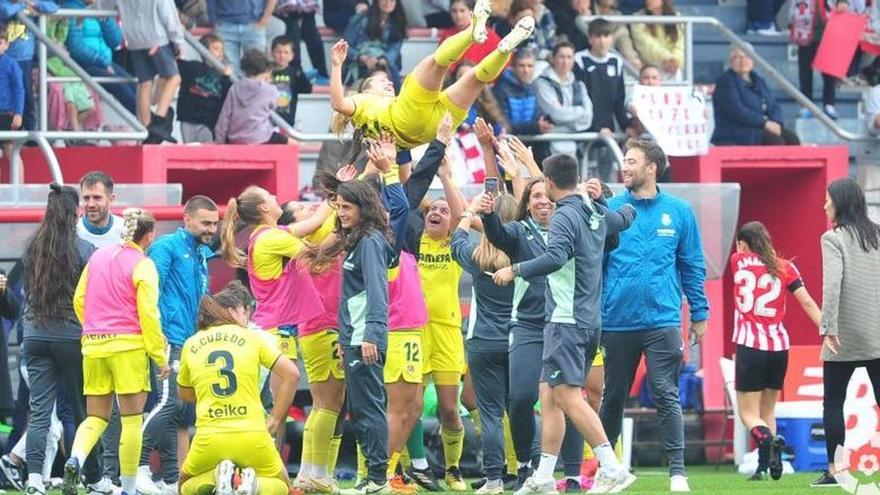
[810,471,838,487]
[564,478,581,493]
[516,465,533,490]
[769,435,785,480]
[145,112,177,144]
[471,477,487,490]
[747,471,767,481]
[404,465,441,492]
[502,473,517,491]
[0,455,23,490]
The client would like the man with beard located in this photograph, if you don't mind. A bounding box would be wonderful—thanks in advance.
[77,172,125,248]
[599,139,709,493]
[136,196,219,495]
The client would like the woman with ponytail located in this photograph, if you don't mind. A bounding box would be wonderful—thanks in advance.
[20,184,96,495]
[64,208,170,495]
[729,220,821,482]
[176,282,299,495]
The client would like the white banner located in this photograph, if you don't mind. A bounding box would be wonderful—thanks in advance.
[632,85,710,157]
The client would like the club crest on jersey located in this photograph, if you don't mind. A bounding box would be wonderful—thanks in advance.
[657,213,676,237]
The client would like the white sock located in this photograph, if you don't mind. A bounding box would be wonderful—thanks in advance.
[299,462,313,479]
[121,475,136,494]
[411,458,428,470]
[312,464,328,479]
[535,453,557,480]
[138,465,153,478]
[71,451,87,467]
[593,443,620,470]
[27,473,44,489]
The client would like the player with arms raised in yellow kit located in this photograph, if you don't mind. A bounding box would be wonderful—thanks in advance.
[176,282,299,495]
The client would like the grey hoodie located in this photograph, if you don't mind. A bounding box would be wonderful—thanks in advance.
[535,66,593,155]
[214,78,278,144]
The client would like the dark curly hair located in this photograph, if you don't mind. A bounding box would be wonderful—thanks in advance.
[335,181,394,252]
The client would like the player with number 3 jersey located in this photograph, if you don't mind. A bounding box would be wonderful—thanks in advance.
[729,222,821,482]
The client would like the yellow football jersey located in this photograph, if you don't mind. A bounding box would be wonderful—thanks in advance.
[251,225,306,280]
[417,234,462,328]
[177,325,282,434]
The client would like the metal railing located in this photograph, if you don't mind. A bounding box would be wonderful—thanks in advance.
[586,14,870,142]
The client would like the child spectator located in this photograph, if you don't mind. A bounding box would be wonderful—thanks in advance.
[99,0,184,144]
[343,0,408,87]
[45,18,100,135]
[574,19,629,179]
[177,34,233,143]
[275,0,330,84]
[270,35,313,128]
[0,0,59,131]
[572,0,642,70]
[215,49,295,145]
[63,0,137,116]
[0,22,24,159]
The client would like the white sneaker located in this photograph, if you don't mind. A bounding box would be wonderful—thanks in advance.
[158,481,178,495]
[476,479,504,495]
[471,0,492,44]
[214,460,237,495]
[86,477,120,495]
[514,476,557,495]
[669,475,690,492]
[136,468,161,495]
[498,15,536,53]
[588,467,636,493]
[341,480,390,495]
[310,476,341,494]
[235,468,258,495]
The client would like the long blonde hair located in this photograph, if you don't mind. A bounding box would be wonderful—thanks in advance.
[473,193,517,272]
[220,186,268,268]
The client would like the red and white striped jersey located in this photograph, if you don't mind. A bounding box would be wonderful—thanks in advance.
[730,252,804,351]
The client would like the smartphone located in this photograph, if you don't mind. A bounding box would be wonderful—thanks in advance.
[484,177,498,194]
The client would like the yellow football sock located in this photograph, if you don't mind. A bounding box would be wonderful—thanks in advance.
[475,50,512,83]
[312,409,339,469]
[434,28,473,67]
[180,471,215,495]
[258,477,291,495]
[301,411,316,470]
[387,451,402,478]
[503,415,517,475]
[119,414,143,477]
[71,415,108,463]
[327,436,342,475]
[441,427,464,469]
[470,409,482,437]
[400,447,411,469]
[615,437,623,461]
[584,442,595,460]
[357,444,368,480]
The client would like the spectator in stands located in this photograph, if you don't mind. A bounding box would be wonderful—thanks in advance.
[0,22,23,161]
[215,49,296,144]
[21,184,98,495]
[747,0,785,34]
[448,60,511,133]
[275,0,330,84]
[572,0,643,70]
[712,46,799,146]
[63,0,137,116]
[77,171,125,248]
[101,0,185,144]
[207,0,277,76]
[439,0,501,71]
[45,17,101,136]
[626,63,660,140]
[177,34,233,143]
[493,47,553,136]
[630,0,683,81]
[0,0,58,131]
[400,0,452,28]
[343,0,408,88]
[535,41,592,155]
[324,0,367,35]
[507,0,556,61]
[575,18,630,180]
[271,35,313,128]
[552,0,589,51]
[789,0,840,119]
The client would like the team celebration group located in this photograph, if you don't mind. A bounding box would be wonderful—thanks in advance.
[7,1,878,494]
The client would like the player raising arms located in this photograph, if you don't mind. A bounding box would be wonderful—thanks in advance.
[177,281,299,495]
[328,0,535,150]
[64,208,170,495]
[730,221,821,481]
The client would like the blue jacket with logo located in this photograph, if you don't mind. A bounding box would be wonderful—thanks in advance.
[603,189,709,331]
[147,227,212,346]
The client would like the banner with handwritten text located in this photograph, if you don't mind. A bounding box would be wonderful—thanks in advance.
[632,85,710,156]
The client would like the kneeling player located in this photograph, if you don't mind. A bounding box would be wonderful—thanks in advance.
[177,282,299,495]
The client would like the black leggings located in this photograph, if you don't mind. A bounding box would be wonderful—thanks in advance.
[823,359,880,462]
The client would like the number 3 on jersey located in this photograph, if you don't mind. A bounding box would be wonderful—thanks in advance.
[734,270,781,318]
[207,350,237,397]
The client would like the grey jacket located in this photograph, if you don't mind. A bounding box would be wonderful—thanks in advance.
[820,227,880,362]
[99,0,184,50]
[339,230,394,350]
[534,67,593,155]
[214,78,278,144]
